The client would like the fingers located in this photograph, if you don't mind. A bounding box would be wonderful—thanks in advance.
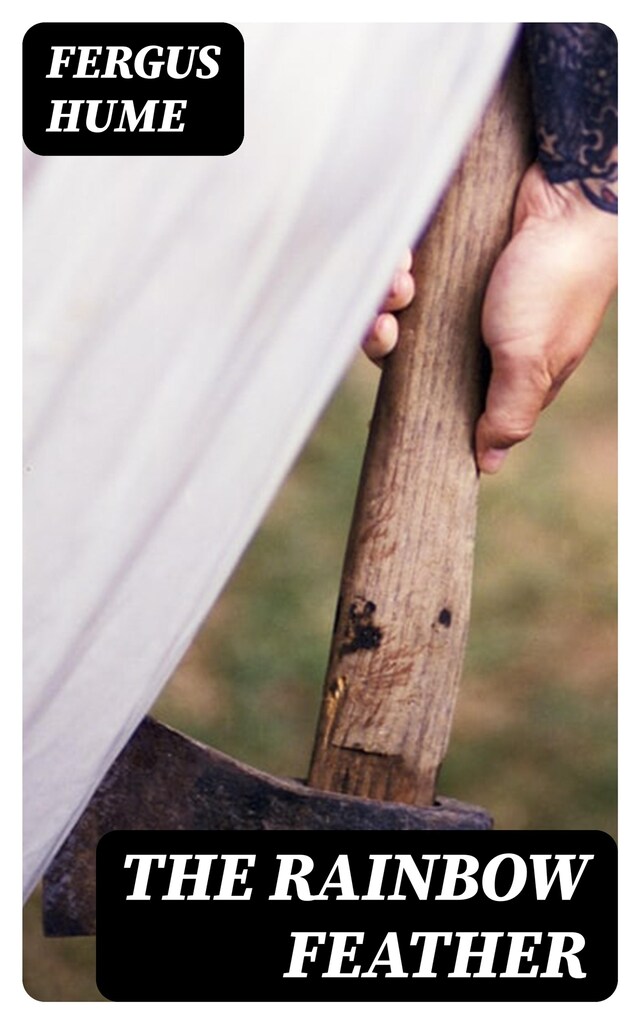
[474,163,617,476]
[363,249,414,363]
[475,346,553,474]
[362,312,399,362]
[381,265,415,313]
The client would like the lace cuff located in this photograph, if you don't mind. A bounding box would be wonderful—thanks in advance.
[525,23,618,213]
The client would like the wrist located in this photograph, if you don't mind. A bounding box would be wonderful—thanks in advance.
[576,177,618,215]
[539,156,618,216]
[515,165,618,270]
[496,163,618,332]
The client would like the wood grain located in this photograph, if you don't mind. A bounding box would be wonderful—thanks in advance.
[308,49,534,806]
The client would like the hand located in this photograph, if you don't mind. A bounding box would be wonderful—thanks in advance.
[475,163,618,473]
[362,248,415,363]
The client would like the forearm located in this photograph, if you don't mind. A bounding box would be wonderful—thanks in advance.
[524,23,618,213]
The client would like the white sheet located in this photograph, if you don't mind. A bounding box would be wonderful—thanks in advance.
[23,23,517,899]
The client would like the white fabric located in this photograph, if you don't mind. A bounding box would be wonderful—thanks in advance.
[23,23,517,899]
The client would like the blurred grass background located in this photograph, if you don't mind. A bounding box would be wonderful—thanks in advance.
[23,301,617,1000]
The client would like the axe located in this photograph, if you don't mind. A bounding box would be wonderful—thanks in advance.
[42,46,533,937]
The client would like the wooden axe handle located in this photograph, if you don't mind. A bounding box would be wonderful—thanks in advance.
[308,47,534,807]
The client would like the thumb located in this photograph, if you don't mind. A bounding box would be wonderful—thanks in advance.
[475,347,552,474]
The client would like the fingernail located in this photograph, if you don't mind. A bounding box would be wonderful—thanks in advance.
[389,273,400,297]
[481,448,509,474]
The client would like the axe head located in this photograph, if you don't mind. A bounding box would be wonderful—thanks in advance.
[42,716,491,936]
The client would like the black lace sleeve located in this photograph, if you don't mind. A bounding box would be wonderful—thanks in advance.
[525,23,618,213]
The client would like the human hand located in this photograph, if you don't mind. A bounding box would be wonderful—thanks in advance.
[362,248,415,363]
[475,162,618,473]
[361,164,616,474]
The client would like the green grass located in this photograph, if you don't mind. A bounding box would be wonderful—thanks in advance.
[23,303,617,999]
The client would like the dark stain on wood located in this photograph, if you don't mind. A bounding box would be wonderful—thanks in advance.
[438,608,452,628]
[339,596,382,656]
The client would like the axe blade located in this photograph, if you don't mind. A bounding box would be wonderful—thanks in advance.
[42,716,491,936]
